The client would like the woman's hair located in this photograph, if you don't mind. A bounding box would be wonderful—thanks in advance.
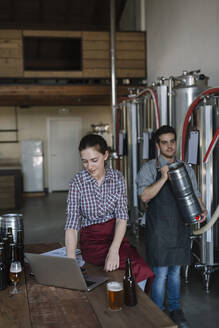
[154,125,177,144]
[78,133,109,155]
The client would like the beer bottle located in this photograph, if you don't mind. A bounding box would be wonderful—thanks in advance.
[8,243,16,285]
[9,243,17,263]
[0,246,7,290]
[7,228,14,244]
[0,242,5,262]
[3,236,10,270]
[123,258,137,306]
[16,230,24,266]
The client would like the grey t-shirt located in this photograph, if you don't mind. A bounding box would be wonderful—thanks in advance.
[136,155,201,199]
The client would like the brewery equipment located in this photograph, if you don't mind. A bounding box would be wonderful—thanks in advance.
[90,123,112,149]
[172,70,209,159]
[116,69,219,291]
[1,214,24,244]
[168,162,202,224]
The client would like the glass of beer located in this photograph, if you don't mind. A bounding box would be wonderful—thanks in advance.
[9,260,22,295]
[106,281,124,311]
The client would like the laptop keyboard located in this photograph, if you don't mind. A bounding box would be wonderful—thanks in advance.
[85,280,96,287]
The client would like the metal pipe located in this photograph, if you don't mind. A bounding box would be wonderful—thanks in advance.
[139,0,146,31]
[168,77,174,126]
[110,0,117,151]
[157,85,168,125]
[130,101,138,208]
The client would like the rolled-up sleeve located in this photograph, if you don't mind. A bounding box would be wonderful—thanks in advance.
[114,174,129,220]
[136,162,156,196]
[65,178,81,230]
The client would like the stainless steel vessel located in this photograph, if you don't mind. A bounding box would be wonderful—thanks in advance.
[1,213,24,243]
[172,70,208,158]
[168,162,202,224]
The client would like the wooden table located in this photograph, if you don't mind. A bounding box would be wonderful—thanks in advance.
[0,243,177,328]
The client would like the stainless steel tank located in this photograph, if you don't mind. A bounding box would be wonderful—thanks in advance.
[172,70,208,158]
[1,213,24,243]
[168,162,202,224]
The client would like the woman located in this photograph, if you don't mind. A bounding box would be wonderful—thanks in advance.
[65,134,154,290]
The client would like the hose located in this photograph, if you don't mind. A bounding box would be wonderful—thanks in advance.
[203,127,219,163]
[193,205,219,235]
[181,87,219,161]
[180,89,219,234]
[119,87,161,129]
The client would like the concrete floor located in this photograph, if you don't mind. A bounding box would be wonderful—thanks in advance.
[11,192,219,328]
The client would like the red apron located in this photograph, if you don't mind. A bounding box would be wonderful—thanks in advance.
[80,219,154,291]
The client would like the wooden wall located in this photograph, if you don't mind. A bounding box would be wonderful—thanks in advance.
[0,30,146,79]
[0,30,23,77]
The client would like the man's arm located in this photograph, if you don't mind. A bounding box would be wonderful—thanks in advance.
[140,165,169,202]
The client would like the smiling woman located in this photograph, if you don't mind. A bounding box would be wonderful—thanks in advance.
[64,133,154,290]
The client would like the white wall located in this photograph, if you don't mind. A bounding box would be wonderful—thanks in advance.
[146,0,219,85]
[0,105,112,188]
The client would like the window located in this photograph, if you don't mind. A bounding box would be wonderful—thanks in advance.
[23,37,82,71]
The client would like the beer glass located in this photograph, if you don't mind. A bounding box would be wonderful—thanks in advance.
[9,260,22,295]
[106,281,124,311]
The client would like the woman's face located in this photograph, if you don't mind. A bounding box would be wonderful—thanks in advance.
[80,146,109,180]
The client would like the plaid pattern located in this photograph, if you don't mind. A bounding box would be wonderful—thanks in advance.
[65,168,128,230]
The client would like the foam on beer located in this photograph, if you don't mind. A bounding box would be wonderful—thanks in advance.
[10,262,22,273]
[107,281,123,291]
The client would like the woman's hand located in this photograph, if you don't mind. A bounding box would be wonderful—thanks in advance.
[103,219,126,271]
[104,248,120,272]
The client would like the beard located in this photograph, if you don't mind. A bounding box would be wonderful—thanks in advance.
[161,150,176,160]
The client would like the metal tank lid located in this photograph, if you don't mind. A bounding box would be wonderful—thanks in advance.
[174,69,209,88]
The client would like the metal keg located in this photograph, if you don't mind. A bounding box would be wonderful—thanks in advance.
[168,162,202,224]
[1,214,24,243]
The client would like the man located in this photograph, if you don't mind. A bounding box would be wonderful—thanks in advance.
[136,125,207,328]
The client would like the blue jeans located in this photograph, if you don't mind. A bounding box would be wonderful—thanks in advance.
[151,266,181,312]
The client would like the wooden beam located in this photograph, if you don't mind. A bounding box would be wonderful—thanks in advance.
[0,84,140,106]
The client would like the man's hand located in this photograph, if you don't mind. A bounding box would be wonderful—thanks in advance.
[160,165,169,181]
[199,209,208,223]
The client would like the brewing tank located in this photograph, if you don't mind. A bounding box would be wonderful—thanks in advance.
[172,70,208,158]
[168,162,202,224]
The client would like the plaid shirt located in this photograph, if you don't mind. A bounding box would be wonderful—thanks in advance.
[65,168,129,230]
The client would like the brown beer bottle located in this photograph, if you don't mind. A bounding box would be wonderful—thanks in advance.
[16,230,24,266]
[7,228,14,244]
[3,236,10,270]
[8,243,16,285]
[123,258,137,306]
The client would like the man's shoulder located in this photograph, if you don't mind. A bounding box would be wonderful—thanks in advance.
[137,159,157,179]
[140,159,157,171]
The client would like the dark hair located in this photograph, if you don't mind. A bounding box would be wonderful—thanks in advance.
[154,125,176,144]
[78,133,109,155]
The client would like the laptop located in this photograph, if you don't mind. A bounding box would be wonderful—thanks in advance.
[25,252,109,291]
